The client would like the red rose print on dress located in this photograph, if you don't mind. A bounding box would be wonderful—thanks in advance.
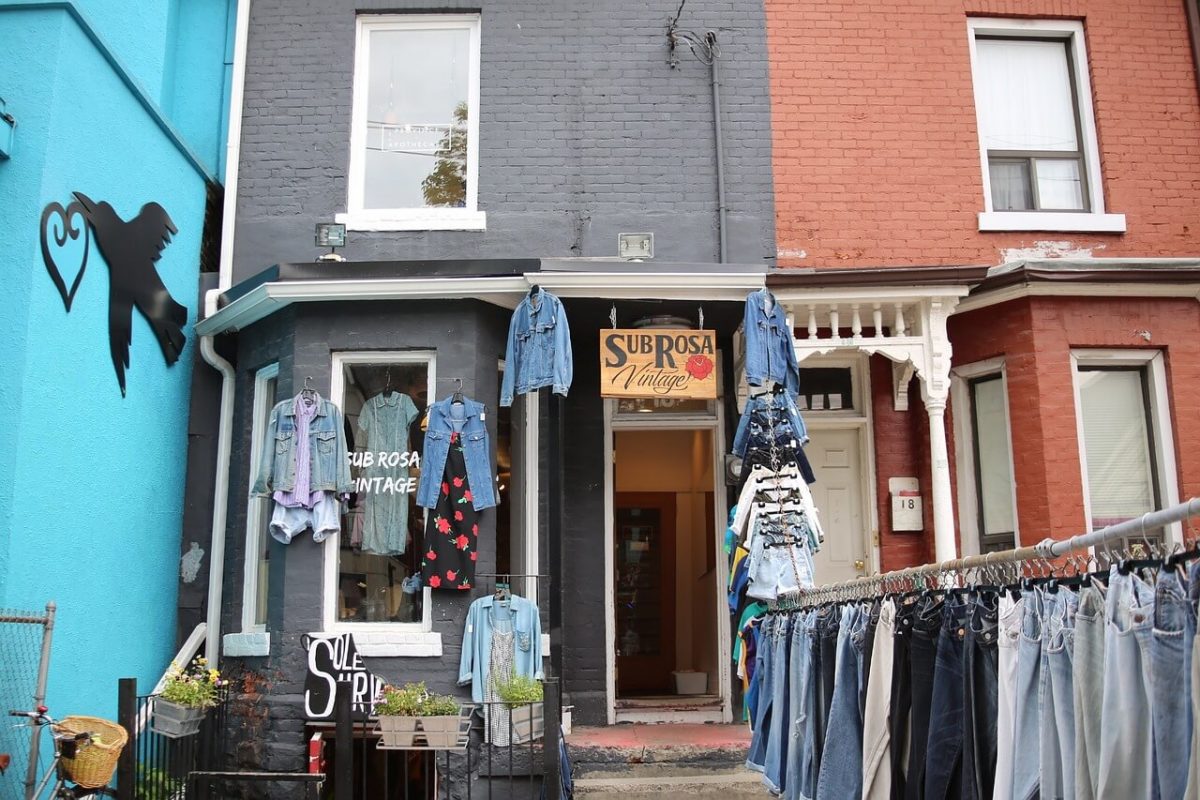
[442,482,450,496]
[453,477,464,488]
[455,534,470,550]
[463,490,473,502]
[436,517,451,534]
[470,551,478,561]
[429,575,442,588]
[686,354,714,381]
[454,510,464,521]
[471,524,479,537]
[426,549,437,560]
[446,570,457,581]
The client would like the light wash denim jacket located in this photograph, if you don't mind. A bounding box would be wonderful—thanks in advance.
[458,595,543,703]
[416,396,497,511]
[500,288,573,406]
[251,397,354,497]
[743,288,800,396]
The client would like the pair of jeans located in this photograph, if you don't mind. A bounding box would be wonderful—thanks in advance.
[1040,589,1078,800]
[1010,589,1044,800]
[817,604,870,799]
[746,527,814,601]
[994,593,1023,800]
[906,594,944,800]
[1185,561,1200,799]
[925,595,969,799]
[1152,567,1195,800]
[1072,584,1106,800]
[1097,569,1156,798]
[889,599,918,800]
[747,615,776,772]
[763,615,794,793]
[787,611,819,800]
[863,599,896,800]
[962,591,999,800]
[861,600,882,715]
[813,606,840,779]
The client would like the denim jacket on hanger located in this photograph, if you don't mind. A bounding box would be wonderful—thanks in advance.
[500,288,573,407]
[416,395,497,511]
[743,288,800,396]
[458,594,543,703]
[251,396,353,497]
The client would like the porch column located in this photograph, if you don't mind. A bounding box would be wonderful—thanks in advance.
[926,397,957,561]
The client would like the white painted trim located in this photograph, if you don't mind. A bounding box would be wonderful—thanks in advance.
[775,286,968,305]
[954,282,1200,315]
[346,14,482,222]
[978,212,1126,233]
[222,632,270,658]
[325,351,438,643]
[524,389,540,602]
[216,0,251,294]
[950,358,1019,555]
[242,362,280,634]
[1070,349,1182,545]
[615,709,725,724]
[966,18,1117,224]
[603,399,616,725]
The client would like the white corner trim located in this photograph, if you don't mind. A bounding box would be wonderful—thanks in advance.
[334,210,488,232]
[223,632,271,657]
[978,212,1127,233]
[348,631,444,658]
[541,633,550,656]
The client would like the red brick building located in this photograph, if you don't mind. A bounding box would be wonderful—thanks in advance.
[763,0,1200,577]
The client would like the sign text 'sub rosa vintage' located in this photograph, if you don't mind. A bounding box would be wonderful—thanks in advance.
[600,328,718,399]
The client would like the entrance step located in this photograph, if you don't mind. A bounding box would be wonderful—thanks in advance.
[568,724,768,797]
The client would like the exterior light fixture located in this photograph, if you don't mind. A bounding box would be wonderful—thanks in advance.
[618,232,653,261]
[315,222,347,262]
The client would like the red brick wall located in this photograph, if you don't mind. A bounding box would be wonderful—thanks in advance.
[766,0,1200,267]
[946,296,1200,546]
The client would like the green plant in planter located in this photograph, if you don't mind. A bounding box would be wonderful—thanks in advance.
[160,657,222,709]
[375,682,429,716]
[495,674,543,710]
[419,692,462,716]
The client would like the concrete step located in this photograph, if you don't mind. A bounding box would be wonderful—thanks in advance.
[573,771,772,798]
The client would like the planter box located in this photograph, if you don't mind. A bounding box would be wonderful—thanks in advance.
[509,703,544,744]
[151,698,206,739]
[418,715,461,748]
[377,716,420,748]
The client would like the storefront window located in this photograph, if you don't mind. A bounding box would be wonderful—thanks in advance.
[333,354,434,625]
[245,363,279,631]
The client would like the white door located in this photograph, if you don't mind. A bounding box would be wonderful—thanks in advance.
[807,428,868,585]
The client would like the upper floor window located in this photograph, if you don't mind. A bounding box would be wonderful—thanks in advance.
[340,14,485,232]
[967,19,1125,233]
[952,358,1018,555]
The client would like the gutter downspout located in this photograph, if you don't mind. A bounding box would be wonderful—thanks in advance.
[1186,0,1200,102]
[707,31,727,264]
[203,0,251,667]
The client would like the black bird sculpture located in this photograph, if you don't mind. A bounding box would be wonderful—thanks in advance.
[72,193,188,396]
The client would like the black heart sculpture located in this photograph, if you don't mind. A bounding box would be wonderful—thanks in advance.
[39,200,90,312]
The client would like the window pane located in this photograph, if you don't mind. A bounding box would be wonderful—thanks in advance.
[1035,158,1084,210]
[976,38,1079,152]
[340,361,430,622]
[363,26,470,210]
[1078,368,1157,529]
[989,159,1033,210]
[970,377,1015,537]
[798,367,855,412]
[253,374,278,627]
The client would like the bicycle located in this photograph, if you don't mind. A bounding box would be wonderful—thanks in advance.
[5,706,124,799]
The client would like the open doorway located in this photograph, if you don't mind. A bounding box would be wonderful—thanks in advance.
[612,428,722,720]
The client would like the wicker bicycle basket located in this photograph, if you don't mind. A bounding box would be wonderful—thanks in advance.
[53,716,128,788]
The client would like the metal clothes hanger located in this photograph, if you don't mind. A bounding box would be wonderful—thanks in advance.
[452,378,464,405]
[301,375,317,406]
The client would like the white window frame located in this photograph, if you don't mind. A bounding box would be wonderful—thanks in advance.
[966,17,1126,233]
[1070,349,1182,545]
[338,13,485,232]
[324,350,441,657]
[951,357,1019,556]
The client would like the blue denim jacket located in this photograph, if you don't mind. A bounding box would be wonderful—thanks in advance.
[743,288,799,396]
[732,391,809,456]
[251,397,353,496]
[458,594,543,703]
[416,396,497,511]
[500,288,573,406]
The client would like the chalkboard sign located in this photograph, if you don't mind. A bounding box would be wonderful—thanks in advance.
[302,633,386,719]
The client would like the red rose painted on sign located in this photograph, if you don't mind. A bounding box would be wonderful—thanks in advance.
[686,354,714,381]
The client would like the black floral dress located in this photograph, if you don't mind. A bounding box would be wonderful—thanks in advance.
[421,432,479,590]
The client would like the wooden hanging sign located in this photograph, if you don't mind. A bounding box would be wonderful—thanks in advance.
[600,328,718,399]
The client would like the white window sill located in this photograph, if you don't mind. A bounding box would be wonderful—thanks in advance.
[318,630,444,658]
[223,631,270,657]
[335,210,487,232]
[978,211,1126,233]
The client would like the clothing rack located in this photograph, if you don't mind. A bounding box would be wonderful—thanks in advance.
[790,496,1200,608]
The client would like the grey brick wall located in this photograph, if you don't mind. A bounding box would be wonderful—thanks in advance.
[233,0,777,275]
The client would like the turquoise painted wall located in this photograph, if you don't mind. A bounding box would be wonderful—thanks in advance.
[0,1,230,723]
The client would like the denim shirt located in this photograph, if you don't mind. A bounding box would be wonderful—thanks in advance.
[743,288,800,396]
[500,288,573,406]
[251,397,353,497]
[416,396,497,511]
[732,391,810,456]
[458,595,544,703]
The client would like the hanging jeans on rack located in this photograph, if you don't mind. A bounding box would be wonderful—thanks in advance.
[1072,584,1106,800]
[863,599,897,800]
[817,604,870,799]
[764,615,795,794]
[1010,589,1044,800]
[1185,561,1200,799]
[890,599,919,800]
[1151,567,1195,800]
[786,611,819,800]
[993,594,1023,800]
[925,595,969,799]
[747,615,775,773]
[1098,569,1156,799]
[862,599,882,714]
[813,605,840,780]
[1040,589,1078,800]
[905,594,944,800]
[962,591,999,800]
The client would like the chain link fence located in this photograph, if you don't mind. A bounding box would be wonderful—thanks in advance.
[0,604,54,800]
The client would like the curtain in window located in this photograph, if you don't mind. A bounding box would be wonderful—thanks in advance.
[973,377,1015,536]
[1078,369,1156,529]
[976,39,1078,152]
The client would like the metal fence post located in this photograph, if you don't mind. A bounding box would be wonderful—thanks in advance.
[335,680,353,800]
[116,678,137,800]
[23,601,55,800]
[541,679,561,800]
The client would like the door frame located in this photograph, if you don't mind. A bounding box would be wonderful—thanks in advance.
[604,401,731,725]
[800,353,880,579]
